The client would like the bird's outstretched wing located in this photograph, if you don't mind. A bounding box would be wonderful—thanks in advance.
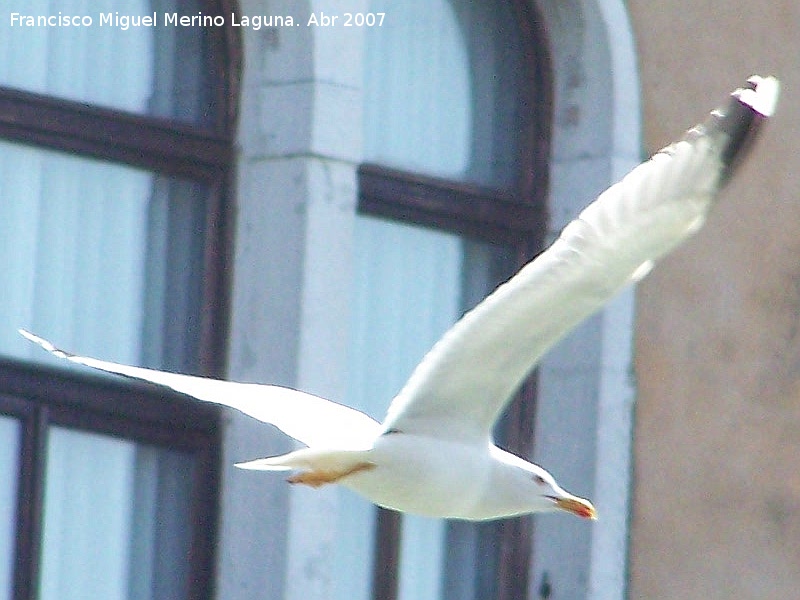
[380,76,779,443]
[19,330,381,450]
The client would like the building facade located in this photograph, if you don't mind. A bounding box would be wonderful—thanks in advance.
[0,1,796,600]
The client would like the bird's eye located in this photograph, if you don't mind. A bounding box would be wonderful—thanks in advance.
[533,474,546,485]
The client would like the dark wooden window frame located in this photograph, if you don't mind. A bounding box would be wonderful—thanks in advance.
[0,358,222,600]
[0,2,242,599]
[359,2,552,600]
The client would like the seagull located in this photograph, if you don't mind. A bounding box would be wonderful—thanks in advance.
[21,76,779,521]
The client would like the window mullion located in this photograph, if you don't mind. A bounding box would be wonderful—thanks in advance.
[12,401,47,600]
[185,436,222,600]
[371,508,402,600]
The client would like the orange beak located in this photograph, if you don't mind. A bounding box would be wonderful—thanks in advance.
[552,496,597,520]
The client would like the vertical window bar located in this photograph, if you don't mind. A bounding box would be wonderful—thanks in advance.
[186,429,222,600]
[371,509,402,600]
[11,400,47,600]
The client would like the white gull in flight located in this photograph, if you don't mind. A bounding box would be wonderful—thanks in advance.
[21,76,779,521]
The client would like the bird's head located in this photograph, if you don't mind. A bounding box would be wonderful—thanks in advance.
[489,447,597,520]
[528,466,597,520]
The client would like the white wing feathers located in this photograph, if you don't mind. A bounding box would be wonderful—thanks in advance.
[379,76,779,442]
[19,76,778,452]
[18,329,381,450]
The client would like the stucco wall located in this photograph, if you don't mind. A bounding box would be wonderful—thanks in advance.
[627,2,800,598]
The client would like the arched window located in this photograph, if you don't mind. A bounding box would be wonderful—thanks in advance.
[350,1,551,599]
[0,1,240,598]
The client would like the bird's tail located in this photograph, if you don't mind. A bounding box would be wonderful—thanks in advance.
[235,446,373,473]
[235,447,376,488]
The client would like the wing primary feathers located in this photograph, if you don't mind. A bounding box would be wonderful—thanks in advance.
[19,329,382,450]
[698,75,779,184]
[378,75,778,442]
[19,329,75,360]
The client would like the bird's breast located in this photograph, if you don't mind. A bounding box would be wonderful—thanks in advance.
[340,433,493,519]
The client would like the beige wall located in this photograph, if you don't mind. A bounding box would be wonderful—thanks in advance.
[628,2,800,598]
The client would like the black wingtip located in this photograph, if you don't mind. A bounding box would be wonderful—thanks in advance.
[699,75,779,182]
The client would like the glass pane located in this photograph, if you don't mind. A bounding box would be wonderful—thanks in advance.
[39,426,195,600]
[349,216,464,416]
[341,215,463,600]
[363,0,525,188]
[364,0,472,181]
[345,215,515,600]
[0,139,209,371]
[0,415,20,599]
[0,0,213,124]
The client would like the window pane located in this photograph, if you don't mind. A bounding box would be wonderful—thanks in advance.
[364,0,471,181]
[347,215,515,600]
[363,0,525,188]
[0,415,20,599]
[0,140,209,370]
[0,0,213,124]
[349,216,464,414]
[342,215,463,600]
[39,426,195,600]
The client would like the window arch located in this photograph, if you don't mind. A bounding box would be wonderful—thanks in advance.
[0,2,241,599]
[353,1,551,599]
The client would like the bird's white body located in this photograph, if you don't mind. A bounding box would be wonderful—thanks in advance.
[310,435,561,520]
[19,76,779,521]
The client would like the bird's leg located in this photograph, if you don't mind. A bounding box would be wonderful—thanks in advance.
[287,461,376,488]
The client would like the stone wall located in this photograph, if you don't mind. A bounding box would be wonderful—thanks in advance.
[628,3,800,598]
